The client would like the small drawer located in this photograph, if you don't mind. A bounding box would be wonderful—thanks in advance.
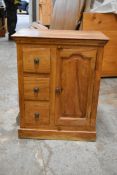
[23,48,50,73]
[24,76,50,101]
[24,101,50,126]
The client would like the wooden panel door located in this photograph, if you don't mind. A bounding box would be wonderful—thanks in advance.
[55,48,97,127]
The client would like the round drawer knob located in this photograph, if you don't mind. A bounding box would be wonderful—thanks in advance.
[34,58,40,64]
[55,87,63,94]
[33,87,39,94]
[58,46,63,49]
[34,112,40,120]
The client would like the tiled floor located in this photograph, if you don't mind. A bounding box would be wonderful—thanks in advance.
[0,14,117,175]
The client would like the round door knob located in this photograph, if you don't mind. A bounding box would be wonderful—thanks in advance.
[58,46,63,49]
[34,112,40,120]
[34,58,40,64]
[33,87,39,93]
[55,87,63,94]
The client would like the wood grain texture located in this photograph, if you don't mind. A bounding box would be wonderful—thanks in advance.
[102,32,117,77]
[83,13,117,77]
[24,76,50,101]
[38,0,53,26]
[24,101,50,127]
[51,0,82,30]
[13,29,108,141]
[12,28,108,42]
[55,48,97,127]
[31,22,49,30]
[23,47,50,73]
[37,0,92,28]
[83,13,117,31]
[90,46,104,128]
[18,129,96,141]
[16,44,25,128]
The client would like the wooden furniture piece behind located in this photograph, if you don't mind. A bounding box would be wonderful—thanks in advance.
[32,0,87,31]
[50,0,86,30]
[13,29,108,141]
[37,2,115,77]
[83,13,117,77]
[38,0,53,26]
[38,0,81,29]
[38,0,92,28]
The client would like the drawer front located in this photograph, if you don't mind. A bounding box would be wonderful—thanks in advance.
[24,76,50,101]
[24,101,50,126]
[23,48,50,73]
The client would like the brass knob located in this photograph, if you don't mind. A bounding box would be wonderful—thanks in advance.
[55,87,63,94]
[58,46,63,49]
[34,58,40,64]
[34,112,40,120]
[33,87,39,93]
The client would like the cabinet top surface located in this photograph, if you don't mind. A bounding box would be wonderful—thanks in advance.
[12,28,108,41]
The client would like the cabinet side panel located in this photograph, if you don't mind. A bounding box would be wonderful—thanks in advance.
[91,46,104,128]
[16,44,25,128]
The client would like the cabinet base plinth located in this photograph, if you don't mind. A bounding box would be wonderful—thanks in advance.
[18,129,96,141]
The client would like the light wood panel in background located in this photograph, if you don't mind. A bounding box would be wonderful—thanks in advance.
[83,13,117,77]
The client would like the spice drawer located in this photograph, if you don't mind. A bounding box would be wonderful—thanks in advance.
[23,48,50,73]
[24,101,50,127]
[24,76,50,101]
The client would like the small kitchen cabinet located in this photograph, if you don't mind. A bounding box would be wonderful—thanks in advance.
[13,29,108,141]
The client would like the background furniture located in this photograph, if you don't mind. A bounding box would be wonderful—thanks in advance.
[13,29,108,141]
[50,0,88,30]
[37,0,117,77]
[38,0,92,28]
[83,13,117,77]
[38,0,53,26]
[36,0,92,31]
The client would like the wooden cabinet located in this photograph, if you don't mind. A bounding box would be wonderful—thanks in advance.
[13,29,108,141]
[83,13,117,77]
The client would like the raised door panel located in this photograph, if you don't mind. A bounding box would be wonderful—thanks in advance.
[55,48,97,127]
